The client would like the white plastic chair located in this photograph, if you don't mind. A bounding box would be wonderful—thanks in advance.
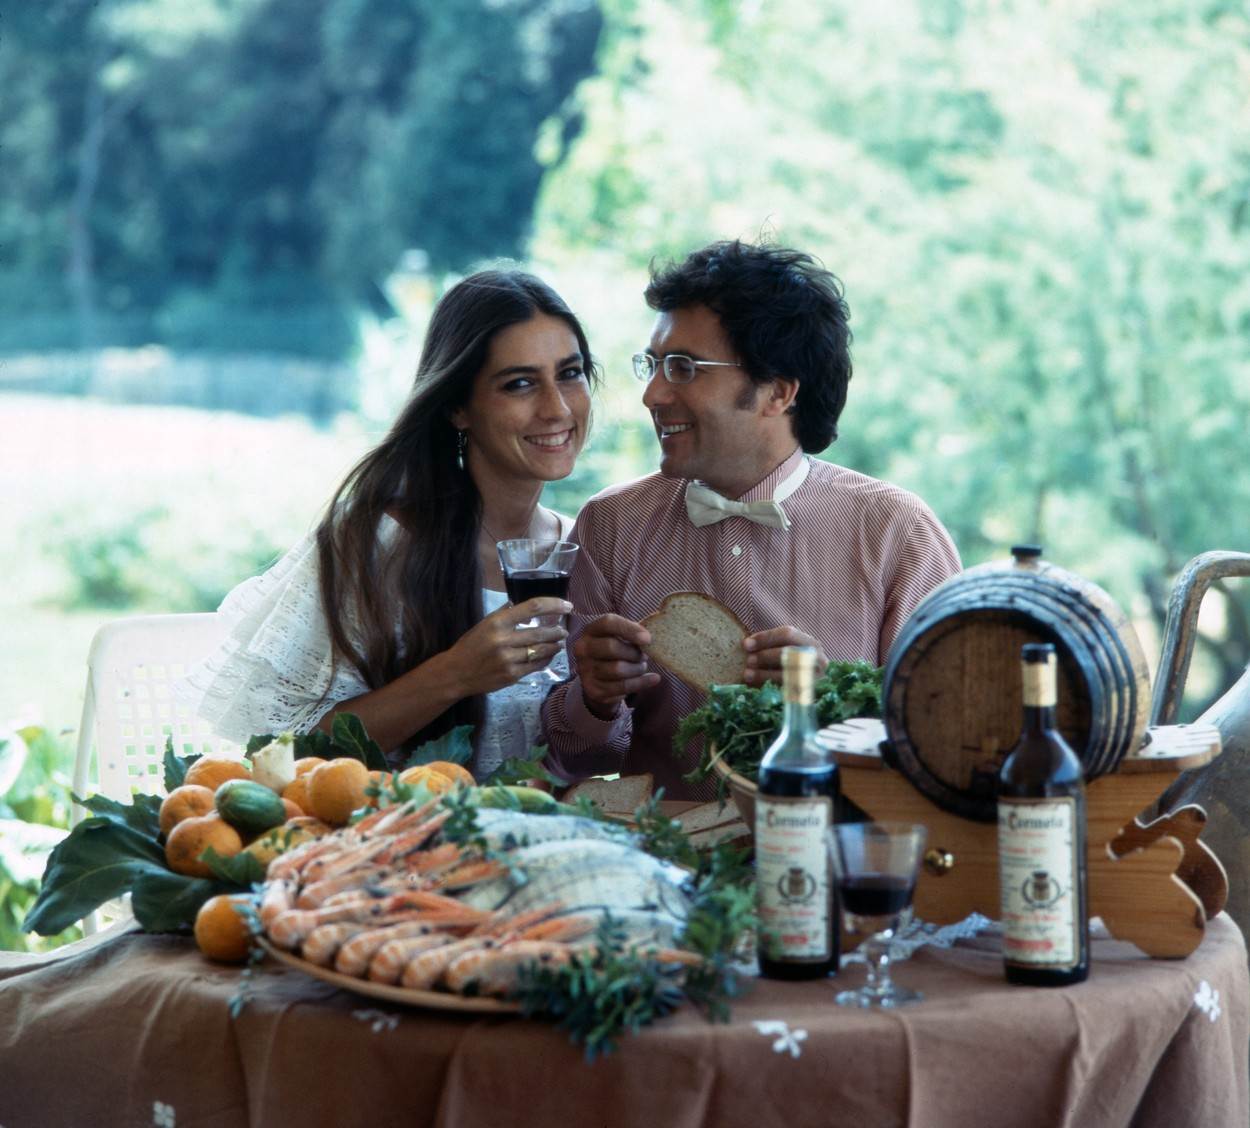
[72,612,244,817]
[71,613,243,933]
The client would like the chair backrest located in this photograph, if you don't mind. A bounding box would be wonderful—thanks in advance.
[72,613,242,822]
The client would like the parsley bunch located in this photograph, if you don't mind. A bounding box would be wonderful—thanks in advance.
[674,660,884,787]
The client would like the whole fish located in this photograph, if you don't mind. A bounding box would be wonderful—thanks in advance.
[458,838,693,919]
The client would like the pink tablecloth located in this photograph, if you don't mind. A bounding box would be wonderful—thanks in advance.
[2,916,1246,1127]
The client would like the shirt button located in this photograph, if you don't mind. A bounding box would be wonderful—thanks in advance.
[731,545,743,557]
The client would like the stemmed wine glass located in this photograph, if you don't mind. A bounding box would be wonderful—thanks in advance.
[495,539,579,685]
[827,821,927,1008]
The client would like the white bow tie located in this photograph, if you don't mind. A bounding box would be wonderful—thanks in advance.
[684,457,810,532]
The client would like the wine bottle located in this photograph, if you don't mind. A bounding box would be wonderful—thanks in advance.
[997,642,1090,986]
[755,645,840,980]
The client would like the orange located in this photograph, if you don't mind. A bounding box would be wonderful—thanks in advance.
[194,893,254,963]
[421,760,475,787]
[286,815,333,837]
[306,758,371,826]
[398,765,455,795]
[293,756,327,777]
[165,812,244,877]
[158,784,216,837]
[281,774,314,815]
[184,755,251,792]
[281,796,304,820]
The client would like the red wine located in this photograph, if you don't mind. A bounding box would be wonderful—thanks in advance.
[504,569,570,604]
[998,642,1089,987]
[839,874,913,918]
[755,647,840,981]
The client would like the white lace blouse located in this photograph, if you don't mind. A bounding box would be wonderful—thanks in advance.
[178,515,569,779]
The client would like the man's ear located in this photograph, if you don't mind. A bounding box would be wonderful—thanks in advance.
[761,377,799,418]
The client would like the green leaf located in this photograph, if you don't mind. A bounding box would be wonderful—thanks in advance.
[22,818,172,935]
[482,745,560,787]
[293,730,334,759]
[202,846,266,887]
[330,713,389,771]
[403,725,473,770]
[130,869,223,932]
[163,737,194,791]
[73,791,162,839]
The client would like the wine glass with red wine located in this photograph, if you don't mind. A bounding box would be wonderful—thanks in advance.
[828,821,927,1008]
[495,539,579,685]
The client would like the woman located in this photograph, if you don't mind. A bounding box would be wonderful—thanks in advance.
[181,270,595,776]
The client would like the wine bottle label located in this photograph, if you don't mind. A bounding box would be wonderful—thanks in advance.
[755,794,833,961]
[998,797,1082,967]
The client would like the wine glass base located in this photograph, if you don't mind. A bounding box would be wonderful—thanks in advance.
[835,984,923,1009]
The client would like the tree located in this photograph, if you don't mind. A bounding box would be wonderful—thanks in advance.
[0,0,603,358]
[533,0,1250,712]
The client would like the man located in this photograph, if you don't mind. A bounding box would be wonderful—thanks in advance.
[542,240,961,798]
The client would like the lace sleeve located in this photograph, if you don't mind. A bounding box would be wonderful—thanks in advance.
[177,532,370,743]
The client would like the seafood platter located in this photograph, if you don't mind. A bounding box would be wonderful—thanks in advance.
[256,792,708,1009]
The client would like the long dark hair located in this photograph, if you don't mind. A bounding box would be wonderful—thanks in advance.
[316,269,596,750]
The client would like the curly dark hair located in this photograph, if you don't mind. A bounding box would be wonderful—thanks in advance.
[644,240,852,452]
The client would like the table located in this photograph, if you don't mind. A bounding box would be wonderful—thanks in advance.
[2,917,1246,1128]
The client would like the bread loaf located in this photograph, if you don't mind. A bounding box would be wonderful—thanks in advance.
[641,592,748,692]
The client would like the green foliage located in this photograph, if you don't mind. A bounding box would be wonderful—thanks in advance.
[513,915,687,1062]
[511,803,756,1058]
[401,725,473,770]
[0,0,603,357]
[0,729,81,952]
[535,0,1250,707]
[21,752,259,938]
[675,662,883,786]
[248,714,388,772]
[481,746,562,789]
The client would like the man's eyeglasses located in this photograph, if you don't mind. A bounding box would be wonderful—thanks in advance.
[631,352,744,384]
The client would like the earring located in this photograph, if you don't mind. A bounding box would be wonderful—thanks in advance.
[456,429,468,470]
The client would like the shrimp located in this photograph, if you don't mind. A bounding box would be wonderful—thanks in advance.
[434,858,507,890]
[267,900,375,949]
[400,936,496,991]
[516,914,596,944]
[301,922,367,967]
[334,920,443,978]
[444,940,573,995]
[374,810,451,863]
[367,934,455,985]
[299,864,397,909]
[471,902,565,938]
[258,877,298,931]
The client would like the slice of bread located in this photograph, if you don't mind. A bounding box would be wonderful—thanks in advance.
[641,592,748,692]
[563,772,654,815]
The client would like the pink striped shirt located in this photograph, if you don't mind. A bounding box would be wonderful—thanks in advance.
[541,447,962,799]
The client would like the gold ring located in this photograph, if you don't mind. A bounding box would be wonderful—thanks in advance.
[526,646,538,662]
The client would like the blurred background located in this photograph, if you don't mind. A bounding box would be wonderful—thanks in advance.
[2,0,1248,947]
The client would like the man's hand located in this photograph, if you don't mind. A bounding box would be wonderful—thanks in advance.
[742,627,826,687]
[574,614,662,718]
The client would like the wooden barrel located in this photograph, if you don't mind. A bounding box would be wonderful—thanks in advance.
[882,546,1151,823]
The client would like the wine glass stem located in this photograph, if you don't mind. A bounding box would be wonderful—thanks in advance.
[866,928,895,995]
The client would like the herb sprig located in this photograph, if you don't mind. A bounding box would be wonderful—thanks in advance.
[675,660,883,789]
[510,798,757,1058]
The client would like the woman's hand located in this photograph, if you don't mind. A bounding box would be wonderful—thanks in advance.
[439,597,572,694]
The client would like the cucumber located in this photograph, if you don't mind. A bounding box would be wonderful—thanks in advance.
[469,785,559,814]
[215,778,288,834]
